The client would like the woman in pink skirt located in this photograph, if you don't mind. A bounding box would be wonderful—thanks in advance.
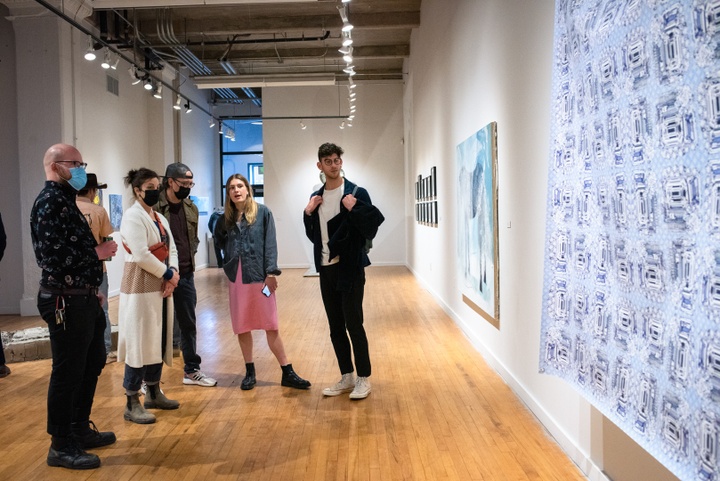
[213,174,310,390]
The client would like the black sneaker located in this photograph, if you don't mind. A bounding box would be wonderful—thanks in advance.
[47,441,101,470]
[72,420,117,449]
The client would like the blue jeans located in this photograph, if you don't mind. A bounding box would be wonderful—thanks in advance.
[123,363,162,392]
[100,272,112,353]
[319,264,371,377]
[37,290,107,437]
[172,273,201,373]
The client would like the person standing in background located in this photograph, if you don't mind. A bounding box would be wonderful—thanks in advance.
[76,174,115,363]
[0,212,9,378]
[156,163,217,387]
[208,209,224,268]
[31,143,118,469]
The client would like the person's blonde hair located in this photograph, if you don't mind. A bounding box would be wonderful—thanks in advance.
[224,174,258,226]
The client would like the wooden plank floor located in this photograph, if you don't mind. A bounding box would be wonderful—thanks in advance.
[0,266,586,481]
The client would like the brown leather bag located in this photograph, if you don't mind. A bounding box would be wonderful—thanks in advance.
[123,212,169,262]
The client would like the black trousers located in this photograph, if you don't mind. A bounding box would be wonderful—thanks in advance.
[319,264,371,377]
[37,291,106,437]
[172,273,201,374]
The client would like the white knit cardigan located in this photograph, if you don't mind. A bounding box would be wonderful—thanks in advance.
[117,201,178,368]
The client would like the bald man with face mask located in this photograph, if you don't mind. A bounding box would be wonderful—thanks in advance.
[30,143,118,470]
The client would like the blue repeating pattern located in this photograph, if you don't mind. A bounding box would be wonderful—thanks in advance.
[540,1,720,479]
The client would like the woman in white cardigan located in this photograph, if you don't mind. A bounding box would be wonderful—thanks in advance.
[118,168,181,424]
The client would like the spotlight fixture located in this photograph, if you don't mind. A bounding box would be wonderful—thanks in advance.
[348,81,356,89]
[342,47,353,63]
[208,118,216,128]
[338,6,354,32]
[153,84,163,99]
[101,49,111,69]
[218,121,224,135]
[349,91,357,98]
[110,57,120,70]
[129,66,142,85]
[84,36,97,61]
[342,31,353,47]
[174,95,182,110]
[300,120,307,130]
[342,0,351,3]
[343,66,356,76]
[184,101,193,113]
[143,77,153,91]
[339,121,346,129]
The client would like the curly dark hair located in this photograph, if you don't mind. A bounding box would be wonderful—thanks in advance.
[317,142,344,160]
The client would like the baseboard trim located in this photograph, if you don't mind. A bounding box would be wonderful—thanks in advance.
[407,265,608,481]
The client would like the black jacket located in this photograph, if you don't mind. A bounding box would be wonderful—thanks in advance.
[303,179,384,291]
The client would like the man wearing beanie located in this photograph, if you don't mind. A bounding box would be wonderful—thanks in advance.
[156,163,217,387]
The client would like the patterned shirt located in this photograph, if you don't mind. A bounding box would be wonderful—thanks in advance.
[31,181,103,289]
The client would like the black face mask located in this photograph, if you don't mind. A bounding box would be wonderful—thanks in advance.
[175,186,191,200]
[142,189,160,207]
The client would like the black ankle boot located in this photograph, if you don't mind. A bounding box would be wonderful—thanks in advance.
[47,436,101,470]
[281,364,311,389]
[71,420,116,449]
[241,362,256,390]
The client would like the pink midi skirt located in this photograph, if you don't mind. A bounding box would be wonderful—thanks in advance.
[228,271,279,334]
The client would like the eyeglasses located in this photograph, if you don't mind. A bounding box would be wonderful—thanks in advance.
[321,157,342,166]
[55,160,88,169]
[173,178,195,188]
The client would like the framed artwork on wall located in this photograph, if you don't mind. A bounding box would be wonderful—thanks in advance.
[109,194,123,232]
[456,121,499,328]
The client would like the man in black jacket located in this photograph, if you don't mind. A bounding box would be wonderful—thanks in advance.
[303,143,384,400]
[0,212,8,378]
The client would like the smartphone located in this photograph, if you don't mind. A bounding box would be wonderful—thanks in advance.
[261,284,271,297]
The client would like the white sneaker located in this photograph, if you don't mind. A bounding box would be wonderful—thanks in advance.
[139,381,147,395]
[349,376,371,400]
[183,370,218,387]
[322,373,355,396]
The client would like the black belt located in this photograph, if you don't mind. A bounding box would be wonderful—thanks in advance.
[39,287,99,296]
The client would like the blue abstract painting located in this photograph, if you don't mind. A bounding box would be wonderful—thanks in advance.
[540,2,720,479]
[457,122,499,325]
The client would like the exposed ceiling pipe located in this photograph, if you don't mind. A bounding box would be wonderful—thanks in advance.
[155,9,248,104]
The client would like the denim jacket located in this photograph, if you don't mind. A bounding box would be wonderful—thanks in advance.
[213,203,281,283]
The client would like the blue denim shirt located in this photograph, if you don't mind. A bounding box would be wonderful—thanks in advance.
[214,203,281,283]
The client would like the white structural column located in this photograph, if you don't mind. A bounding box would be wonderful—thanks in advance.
[7,1,89,315]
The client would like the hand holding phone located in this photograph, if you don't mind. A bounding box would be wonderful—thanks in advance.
[262,284,271,297]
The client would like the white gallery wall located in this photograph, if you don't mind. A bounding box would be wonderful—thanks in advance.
[405,1,675,480]
[0,6,219,314]
[262,84,406,269]
[0,5,22,314]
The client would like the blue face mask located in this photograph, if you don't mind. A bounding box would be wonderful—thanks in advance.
[66,167,87,191]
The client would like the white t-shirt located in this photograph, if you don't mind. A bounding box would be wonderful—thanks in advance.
[319,181,344,266]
